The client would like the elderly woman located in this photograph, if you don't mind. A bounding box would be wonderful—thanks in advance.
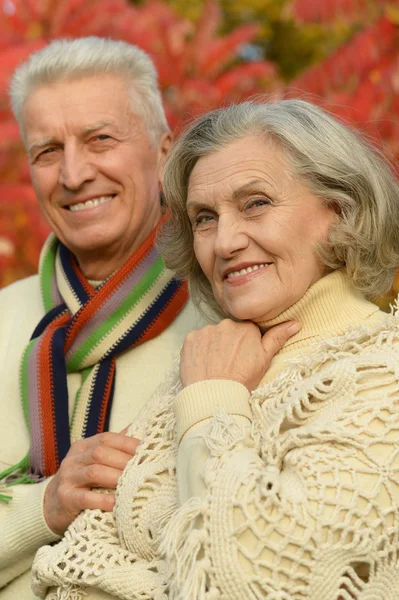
[32,99,399,600]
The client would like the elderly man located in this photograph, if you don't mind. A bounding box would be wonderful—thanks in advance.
[0,37,204,599]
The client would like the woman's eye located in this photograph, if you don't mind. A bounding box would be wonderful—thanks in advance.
[194,213,215,227]
[246,197,272,211]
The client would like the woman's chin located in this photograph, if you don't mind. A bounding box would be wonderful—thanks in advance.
[219,294,282,323]
[225,307,276,323]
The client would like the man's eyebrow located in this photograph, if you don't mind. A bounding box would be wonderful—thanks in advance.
[28,138,57,156]
[27,122,116,156]
[82,120,114,134]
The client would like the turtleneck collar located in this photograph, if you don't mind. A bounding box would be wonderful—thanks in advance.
[257,269,382,354]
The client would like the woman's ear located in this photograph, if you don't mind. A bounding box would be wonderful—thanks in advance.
[330,201,342,216]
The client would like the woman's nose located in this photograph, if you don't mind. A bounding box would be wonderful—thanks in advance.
[214,217,249,258]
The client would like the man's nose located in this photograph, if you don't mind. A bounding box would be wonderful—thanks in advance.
[59,144,96,190]
[214,216,249,259]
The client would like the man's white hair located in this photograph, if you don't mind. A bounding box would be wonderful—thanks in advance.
[9,36,169,144]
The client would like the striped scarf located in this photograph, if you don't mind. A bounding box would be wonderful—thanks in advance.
[0,221,187,500]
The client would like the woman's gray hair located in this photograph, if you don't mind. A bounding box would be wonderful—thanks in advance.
[10,36,169,145]
[160,98,399,313]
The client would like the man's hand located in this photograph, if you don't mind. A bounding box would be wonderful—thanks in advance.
[180,319,301,392]
[44,431,139,535]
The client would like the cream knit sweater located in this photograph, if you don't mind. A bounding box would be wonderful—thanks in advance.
[32,271,399,600]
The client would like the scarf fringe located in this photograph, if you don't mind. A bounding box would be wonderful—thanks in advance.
[0,491,12,504]
[204,409,246,457]
[0,475,40,504]
[161,496,210,599]
[52,584,88,600]
[0,456,38,503]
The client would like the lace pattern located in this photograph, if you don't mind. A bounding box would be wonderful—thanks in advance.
[32,319,399,599]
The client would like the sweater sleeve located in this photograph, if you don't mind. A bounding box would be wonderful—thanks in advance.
[0,478,60,587]
[175,380,251,504]
[167,377,399,600]
[0,277,61,587]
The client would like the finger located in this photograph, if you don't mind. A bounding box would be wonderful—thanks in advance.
[74,464,126,489]
[119,424,131,435]
[90,444,138,471]
[261,321,301,357]
[92,432,140,456]
[75,489,116,513]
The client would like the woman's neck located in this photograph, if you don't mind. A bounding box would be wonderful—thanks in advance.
[257,269,382,354]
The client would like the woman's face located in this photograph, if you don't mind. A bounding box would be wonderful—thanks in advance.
[187,135,337,322]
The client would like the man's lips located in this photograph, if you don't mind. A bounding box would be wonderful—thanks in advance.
[223,262,271,280]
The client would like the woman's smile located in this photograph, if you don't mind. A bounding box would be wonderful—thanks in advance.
[223,262,272,285]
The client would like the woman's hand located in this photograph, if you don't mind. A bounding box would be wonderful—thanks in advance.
[180,319,301,391]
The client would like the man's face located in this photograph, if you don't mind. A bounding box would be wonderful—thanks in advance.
[23,73,170,279]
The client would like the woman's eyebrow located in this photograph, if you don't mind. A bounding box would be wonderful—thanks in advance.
[186,199,211,213]
[232,179,269,200]
[187,179,269,211]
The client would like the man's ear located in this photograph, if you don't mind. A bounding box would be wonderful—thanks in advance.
[157,131,173,182]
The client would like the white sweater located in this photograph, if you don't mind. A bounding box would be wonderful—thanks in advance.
[0,275,205,600]
[32,271,399,599]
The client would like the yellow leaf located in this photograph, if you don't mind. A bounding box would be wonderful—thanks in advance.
[369,69,381,84]
[27,22,43,40]
[385,5,399,26]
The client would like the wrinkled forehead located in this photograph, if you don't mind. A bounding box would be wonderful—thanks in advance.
[22,73,145,143]
[187,135,291,201]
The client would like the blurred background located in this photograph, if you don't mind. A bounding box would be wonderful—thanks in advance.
[1,0,398,308]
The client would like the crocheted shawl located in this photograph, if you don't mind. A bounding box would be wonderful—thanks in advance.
[0,220,188,501]
[32,309,399,600]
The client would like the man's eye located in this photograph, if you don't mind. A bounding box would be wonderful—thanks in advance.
[35,147,56,161]
[95,134,110,141]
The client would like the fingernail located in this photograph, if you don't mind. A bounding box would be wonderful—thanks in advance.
[287,321,301,335]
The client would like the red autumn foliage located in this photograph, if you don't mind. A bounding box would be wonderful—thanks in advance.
[286,15,399,154]
[0,0,278,287]
[1,0,399,301]
[292,0,392,24]
[289,17,398,97]
[288,0,399,303]
[114,0,278,128]
[0,184,49,287]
